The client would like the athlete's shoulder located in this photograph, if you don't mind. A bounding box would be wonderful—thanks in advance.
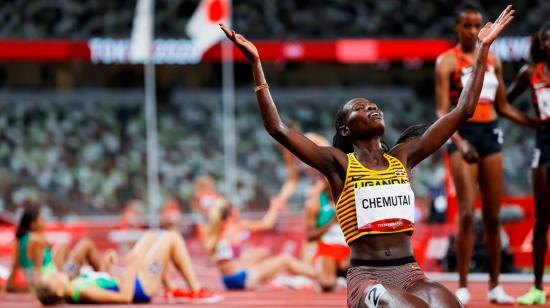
[435,49,457,72]
[28,232,46,243]
[518,63,536,82]
[387,144,409,168]
[436,48,457,62]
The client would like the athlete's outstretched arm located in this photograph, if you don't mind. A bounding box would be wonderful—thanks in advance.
[507,64,533,102]
[405,5,515,169]
[494,56,536,127]
[220,25,346,181]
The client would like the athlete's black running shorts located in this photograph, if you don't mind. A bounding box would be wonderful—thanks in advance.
[532,124,550,168]
[447,120,503,159]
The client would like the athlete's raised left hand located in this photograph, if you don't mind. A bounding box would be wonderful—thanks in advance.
[478,5,514,46]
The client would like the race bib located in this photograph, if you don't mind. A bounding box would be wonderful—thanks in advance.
[364,284,387,308]
[461,67,498,102]
[536,87,550,121]
[355,184,415,232]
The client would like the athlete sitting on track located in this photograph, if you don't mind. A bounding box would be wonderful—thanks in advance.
[1,206,112,295]
[205,197,316,290]
[34,230,221,305]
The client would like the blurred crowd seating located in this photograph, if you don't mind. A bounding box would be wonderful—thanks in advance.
[0,0,548,39]
[0,86,534,216]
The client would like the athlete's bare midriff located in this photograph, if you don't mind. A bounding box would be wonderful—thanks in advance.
[349,232,413,260]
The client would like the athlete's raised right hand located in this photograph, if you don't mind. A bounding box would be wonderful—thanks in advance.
[220,24,259,64]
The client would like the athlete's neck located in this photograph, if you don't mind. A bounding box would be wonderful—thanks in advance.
[457,42,475,55]
[352,138,386,167]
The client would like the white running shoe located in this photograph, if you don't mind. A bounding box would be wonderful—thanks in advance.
[455,287,470,305]
[487,285,515,304]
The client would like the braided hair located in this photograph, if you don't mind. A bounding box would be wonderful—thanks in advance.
[395,124,430,145]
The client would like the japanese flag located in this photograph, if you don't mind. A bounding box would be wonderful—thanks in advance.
[186,0,231,57]
[129,0,154,63]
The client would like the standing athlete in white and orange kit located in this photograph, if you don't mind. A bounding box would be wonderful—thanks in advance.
[435,2,535,305]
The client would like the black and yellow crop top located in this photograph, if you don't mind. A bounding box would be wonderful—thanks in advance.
[336,153,415,244]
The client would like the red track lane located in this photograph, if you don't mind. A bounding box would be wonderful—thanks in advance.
[1,253,546,307]
[2,281,546,307]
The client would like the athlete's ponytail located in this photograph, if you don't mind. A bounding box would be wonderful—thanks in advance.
[395,123,430,146]
[332,105,354,153]
[205,198,232,255]
[16,206,40,240]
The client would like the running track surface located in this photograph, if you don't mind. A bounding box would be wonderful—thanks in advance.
[2,264,547,308]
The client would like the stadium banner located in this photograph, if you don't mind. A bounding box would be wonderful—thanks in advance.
[0,37,531,63]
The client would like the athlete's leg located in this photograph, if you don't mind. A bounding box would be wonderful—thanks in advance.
[478,153,504,289]
[51,242,69,269]
[99,249,117,272]
[125,231,179,293]
[316,256,338,292]
[351,283,429,308]
[406,279,462,308]
[64,238,102,273]
[347,266,430,308]
[532,167,550,290]
[449,152,479,288]
[124,231,159,263]
[134,231,202,296]
[339,257,350,272]
[239,247,270,267]
[245,253,316,288]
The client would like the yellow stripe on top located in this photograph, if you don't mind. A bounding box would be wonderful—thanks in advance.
[336,153,413,245]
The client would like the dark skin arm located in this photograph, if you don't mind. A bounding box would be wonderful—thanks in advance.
[400,6,515,169]
[507,64,534,102]
[435,49,480,163]
[220,24,348,198]
[494,56,536,127]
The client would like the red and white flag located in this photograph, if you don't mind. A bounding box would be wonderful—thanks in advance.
[186,0,231,57]
[129,0,154,63]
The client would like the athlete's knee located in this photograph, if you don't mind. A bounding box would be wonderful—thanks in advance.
[361,283,391,308]
[535,218,550,229]
[534,219,550,233]
[78,237,95,249]
[458,211,475,228]
[279,252,292,260]
[482,215,500,233]
[161,230,182,241]
[318,275,336,293]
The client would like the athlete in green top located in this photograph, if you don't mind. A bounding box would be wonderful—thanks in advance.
[34,230,222,305]
[1,207,105,295]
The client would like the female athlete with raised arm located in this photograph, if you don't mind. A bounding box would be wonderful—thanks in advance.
[435,2,535,304]
[220,4,514,307]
